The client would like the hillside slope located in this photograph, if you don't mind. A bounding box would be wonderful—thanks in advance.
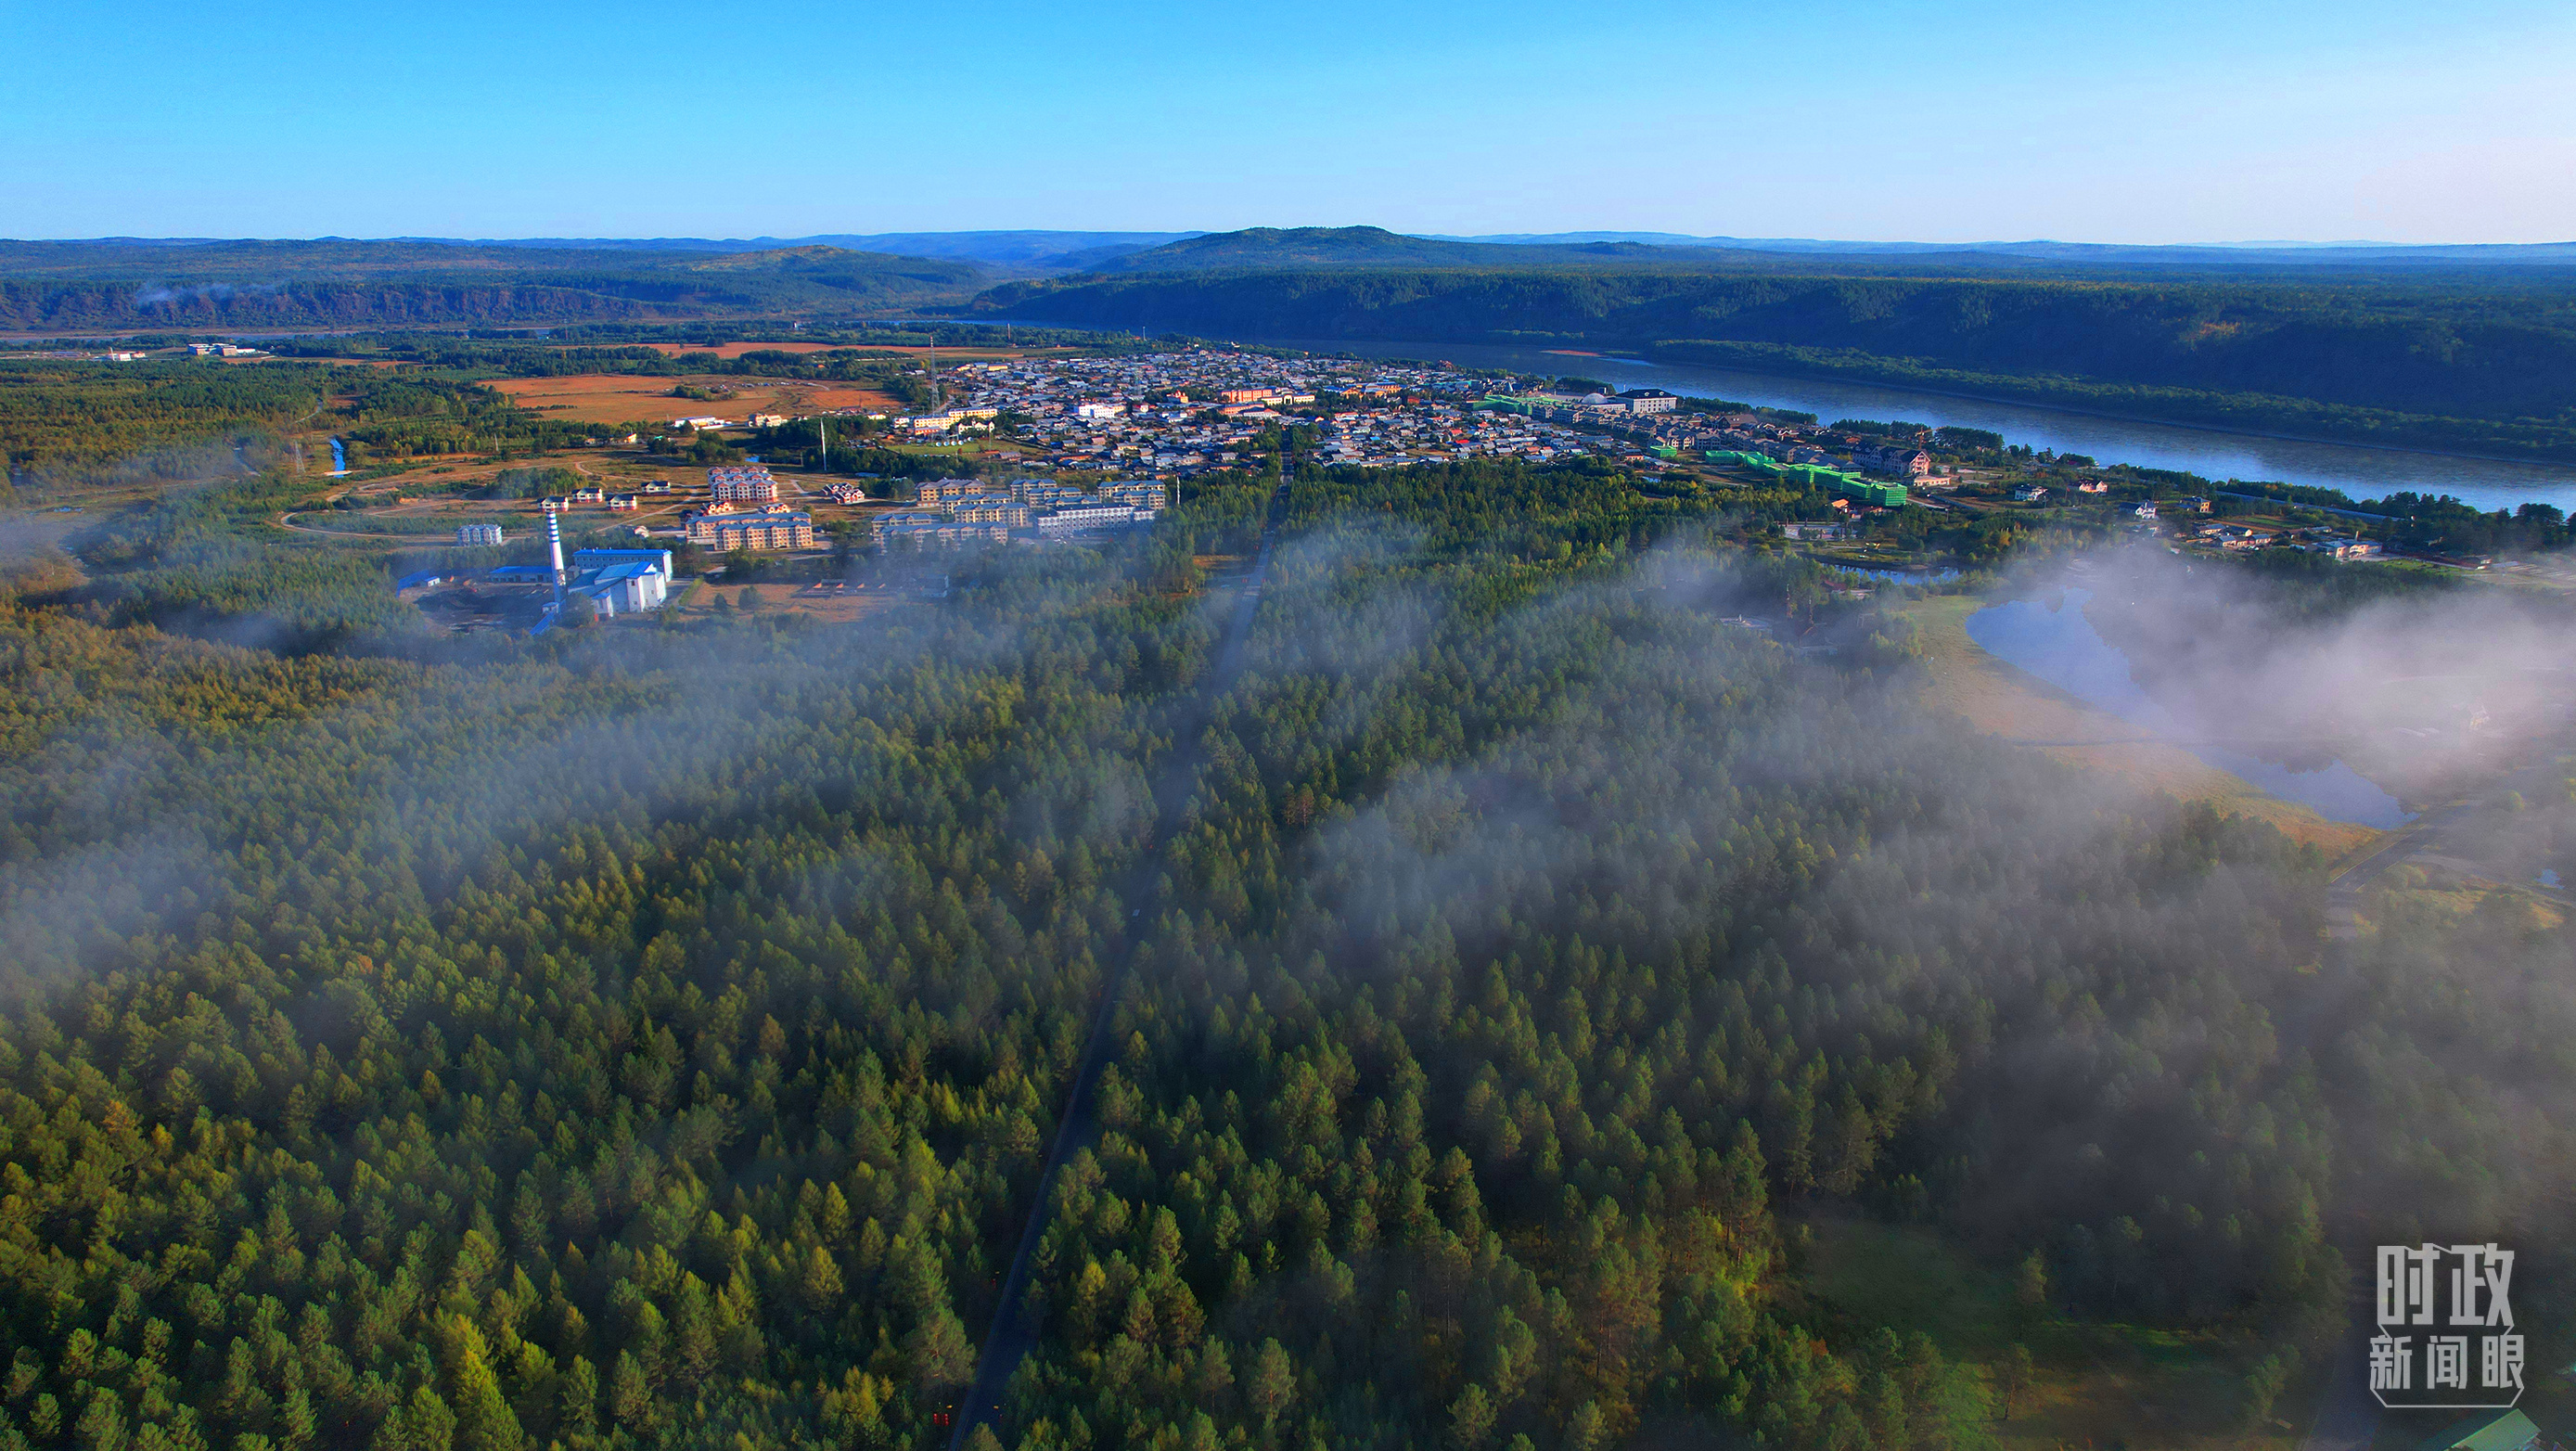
[0,240,988,330]
[1083,225,1758,274]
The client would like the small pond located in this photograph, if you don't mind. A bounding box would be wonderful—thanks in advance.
[1965,589,2413,828]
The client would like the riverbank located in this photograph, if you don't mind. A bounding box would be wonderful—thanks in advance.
[1903,594,2380,856]
[1261,337,2576,513]
[1647,339,2576,469]
[1643,340,2576,472]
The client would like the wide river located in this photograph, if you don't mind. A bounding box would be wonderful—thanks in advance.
[1260,337,2576,514]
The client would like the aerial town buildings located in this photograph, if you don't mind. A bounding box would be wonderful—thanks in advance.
[873,478,1163,550]
[709,468,781,504]
[686,508,815,551]
[903,407,1000,435]
[918,351,1950,480]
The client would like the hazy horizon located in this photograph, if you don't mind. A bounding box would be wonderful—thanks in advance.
[9,228,2572,250]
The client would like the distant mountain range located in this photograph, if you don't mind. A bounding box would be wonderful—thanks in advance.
[399,232,1204,273]
[1074,226,2576,274]
[26,228,2576,284]
[0,239,987,331]
[1077,227,1712,274]
[1431,231,2576,265]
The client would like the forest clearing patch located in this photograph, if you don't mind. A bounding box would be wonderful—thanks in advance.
[1788,1213,2298,1451]
[490,373,902,424]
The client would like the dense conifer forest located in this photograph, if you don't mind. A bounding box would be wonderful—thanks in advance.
[0,453,2565,1451]
[0,244,987,332]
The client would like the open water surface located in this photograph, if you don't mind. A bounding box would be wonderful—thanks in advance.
[1264,338,2576,515]
[1964,588,2412,828]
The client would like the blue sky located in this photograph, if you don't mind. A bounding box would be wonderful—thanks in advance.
[9,0,2572,243]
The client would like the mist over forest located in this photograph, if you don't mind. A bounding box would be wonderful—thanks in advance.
[0,421,2567,1451]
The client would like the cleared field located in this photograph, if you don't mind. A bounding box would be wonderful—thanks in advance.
[490,373,901,424]
[639,341,1076,361]
[1786,1212,2300,1451]
[678,581,909,623]
[790,344,1070,359]
[271,451,711,547]
[642,341,840,359]
[1903,594,2380,856]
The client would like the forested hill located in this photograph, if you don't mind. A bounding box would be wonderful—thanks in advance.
[0,241,988,331]
[1078,228,1742,274]
[968,263,2576,456]
[1057,225,2576,278]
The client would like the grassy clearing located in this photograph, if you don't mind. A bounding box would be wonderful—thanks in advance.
[489,373,900,425]
[673,580,912,625]
[1785,1212,2300,1451]
[1902,594,2381,858]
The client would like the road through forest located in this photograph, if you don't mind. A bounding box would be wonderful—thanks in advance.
[950,483,1288,1448]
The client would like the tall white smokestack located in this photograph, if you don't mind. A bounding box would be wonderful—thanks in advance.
[545,505,567,610]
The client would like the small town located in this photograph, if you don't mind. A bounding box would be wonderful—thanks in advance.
[357,340,2499,636]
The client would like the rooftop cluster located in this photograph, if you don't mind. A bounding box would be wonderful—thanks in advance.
[927,350,1956,483]
[941,351,1622,472]
[873,478,1166,549]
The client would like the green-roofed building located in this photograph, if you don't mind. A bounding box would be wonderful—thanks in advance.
[1839,478,1911,508]
[1705,450,1785,474]
[2415,1408,2541,1451]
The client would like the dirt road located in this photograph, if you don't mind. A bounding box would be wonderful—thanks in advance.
[948,483,1289,1449]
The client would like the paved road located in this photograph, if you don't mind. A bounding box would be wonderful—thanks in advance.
[949,483,1288,1449]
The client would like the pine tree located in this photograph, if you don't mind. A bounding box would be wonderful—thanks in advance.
[907,1305,975,1393]
[559,1356,599,1438]
[443,1317,524,1451]
[1447,1383,1495,1449]
[609,1351,651,1431]
[1246,1340,1294,1425]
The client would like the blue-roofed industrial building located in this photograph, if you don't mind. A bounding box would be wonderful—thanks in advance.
[573,547,674,578]
[568,560,669,617]
[489,555,670,624]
